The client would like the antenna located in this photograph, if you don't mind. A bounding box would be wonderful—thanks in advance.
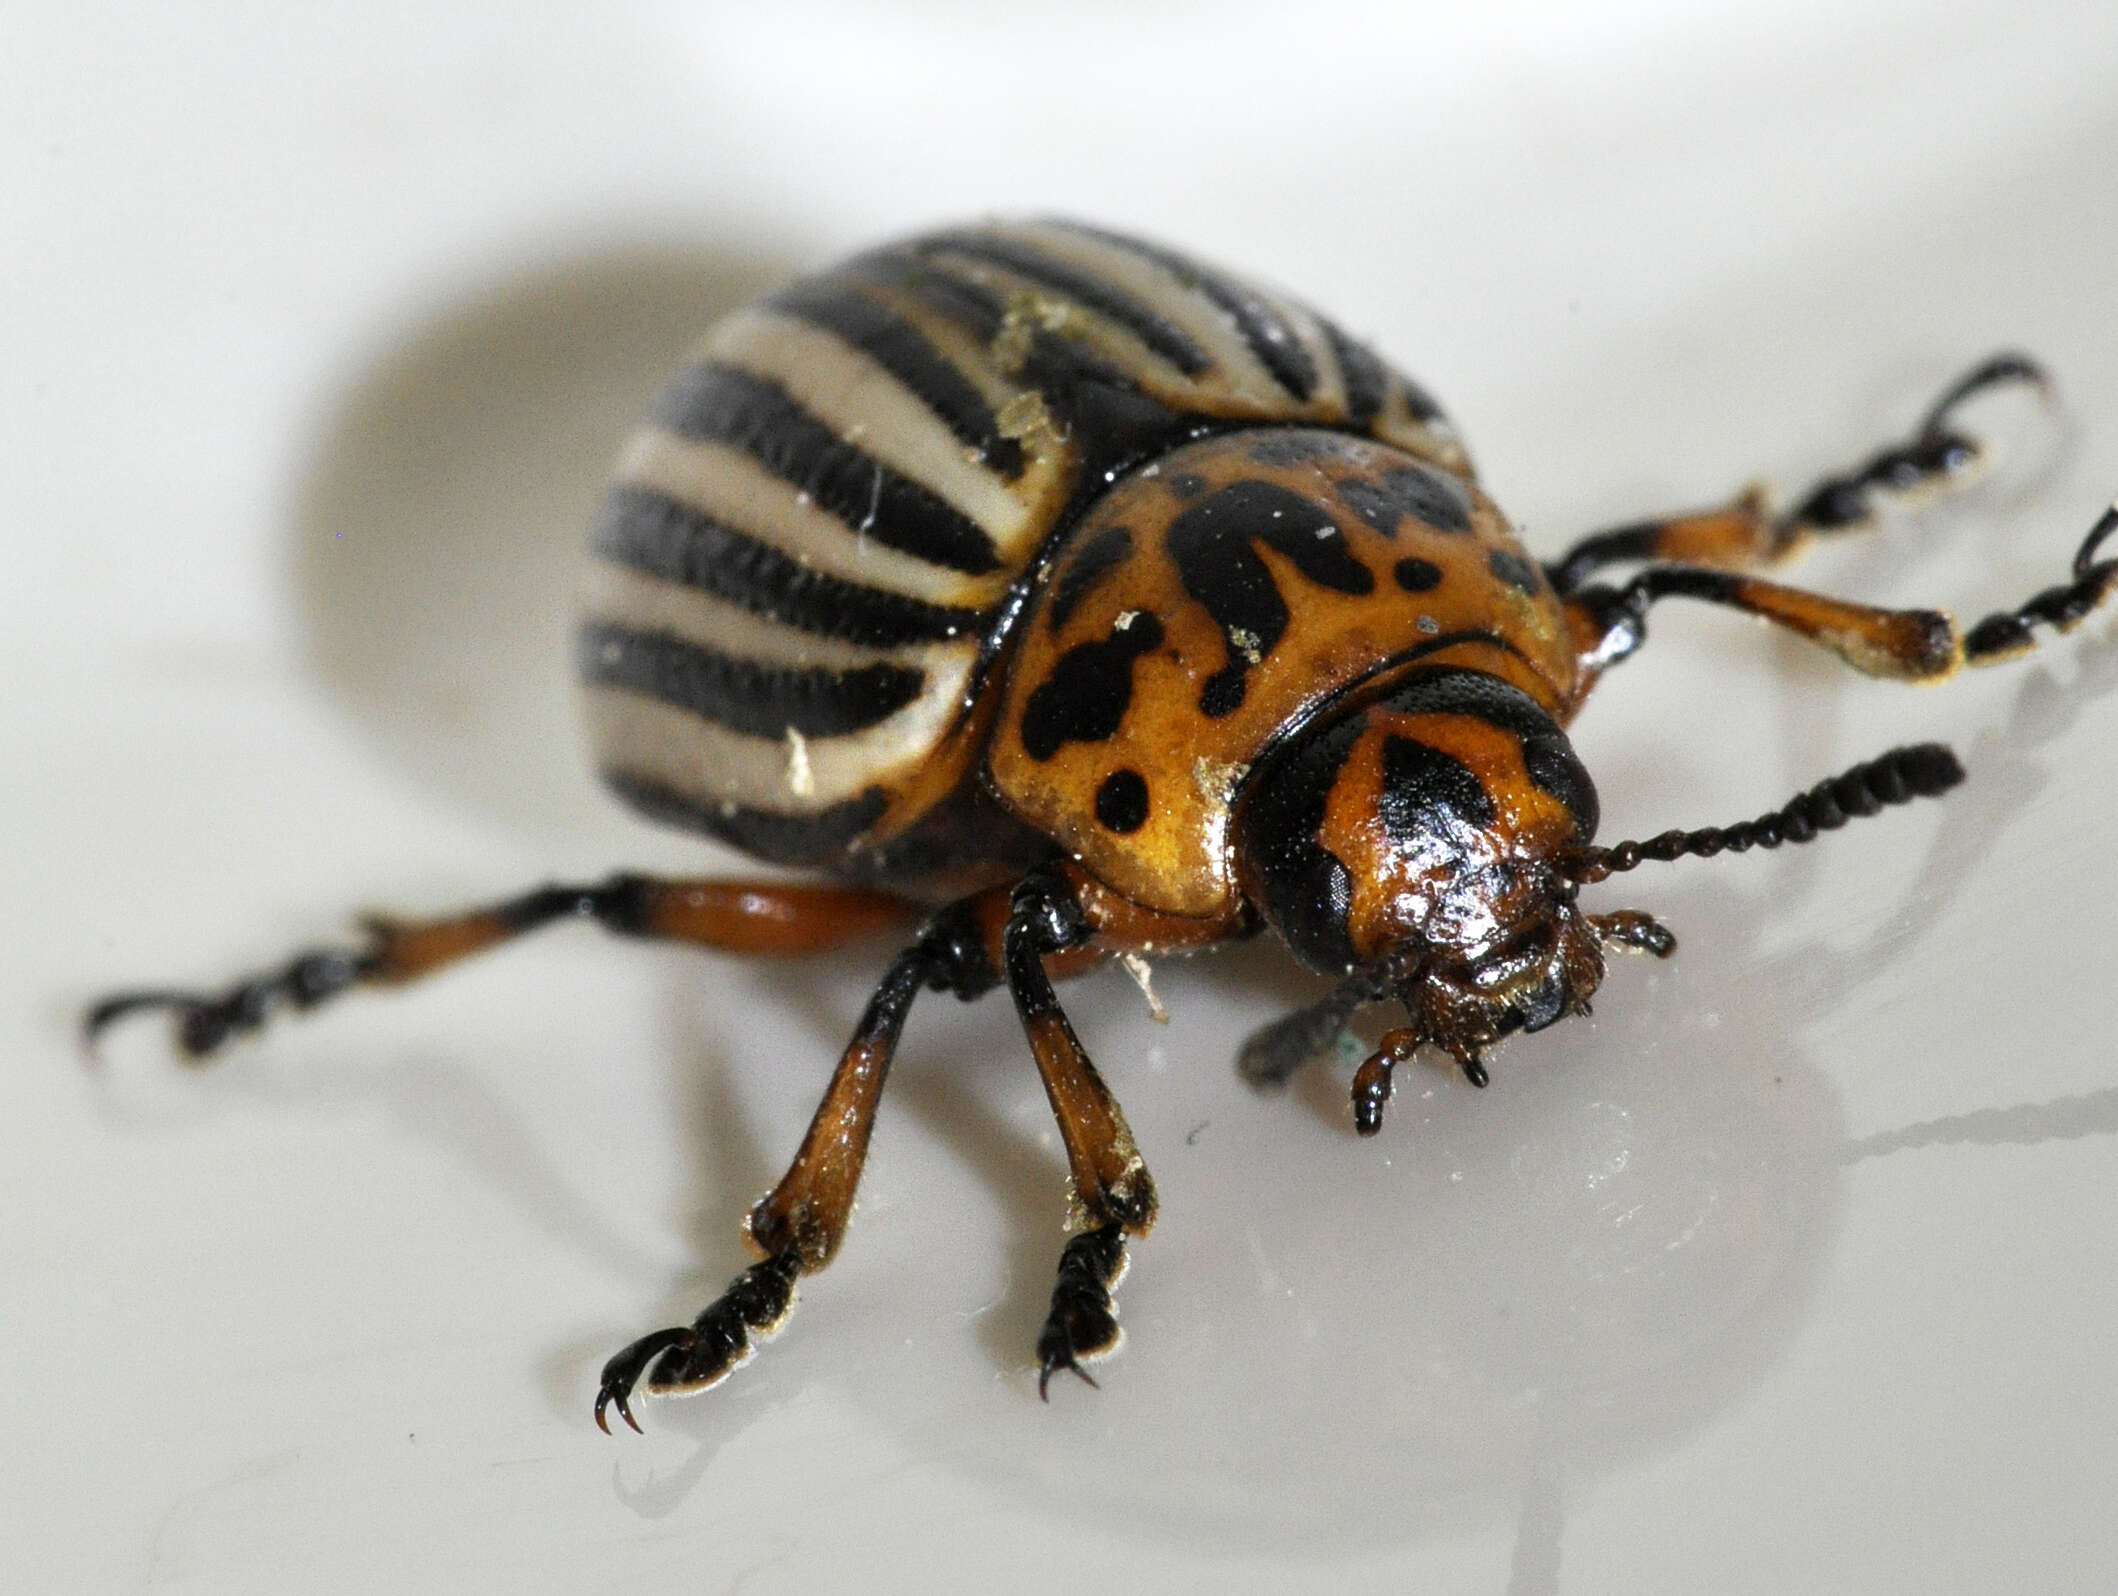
[1564,744,1965,883]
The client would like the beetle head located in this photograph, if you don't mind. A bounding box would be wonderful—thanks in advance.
[1234,665,1609,1069]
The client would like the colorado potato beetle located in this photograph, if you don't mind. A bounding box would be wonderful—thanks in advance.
[87,219,2118,1433]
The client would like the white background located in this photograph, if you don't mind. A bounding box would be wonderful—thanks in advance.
[8,3,2118,1591]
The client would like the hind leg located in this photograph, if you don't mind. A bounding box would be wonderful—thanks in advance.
[1547,353,2049,593]
[85,877,917,1056]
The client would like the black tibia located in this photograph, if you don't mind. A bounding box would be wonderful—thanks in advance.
[1003,867,1158,1395]
[1961,503,2118,664]
[83,875,914,1058]
[1548,353,2048,593]
[1565,743,1964,883]
[595,899,1002,1433]
[1036,1223,1127,1398]
[1236,961,1398,1088]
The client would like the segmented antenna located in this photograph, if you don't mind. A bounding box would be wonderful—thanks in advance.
[1563,744,1965,883]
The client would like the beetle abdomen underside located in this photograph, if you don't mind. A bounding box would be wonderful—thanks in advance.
[577,219,1463,870]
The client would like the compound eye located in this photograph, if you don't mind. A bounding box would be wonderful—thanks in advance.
[1521,730,1599,842]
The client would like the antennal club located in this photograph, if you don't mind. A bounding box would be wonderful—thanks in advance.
[1565,743,1965,883]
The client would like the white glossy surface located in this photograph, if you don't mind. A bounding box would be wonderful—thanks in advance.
[8,4,2118,1591]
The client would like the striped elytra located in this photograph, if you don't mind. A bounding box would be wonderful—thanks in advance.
[93,218,2109,1425]
[576,218,1469,887]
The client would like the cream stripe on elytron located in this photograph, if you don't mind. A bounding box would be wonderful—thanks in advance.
[1375,383,1470,477]
[584,658,973,815]
[613,429,1015,611]
[919,240,1203,398]
[1279,297,1350,416]
[1006,222,1295,409]
[851,279,1080,525]
[704,308,1038,562]
[580,558,977,679]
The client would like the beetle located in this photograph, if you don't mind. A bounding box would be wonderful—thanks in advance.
[86,219,2118,1434]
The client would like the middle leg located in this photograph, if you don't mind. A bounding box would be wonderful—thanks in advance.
[1565,501,2118,683]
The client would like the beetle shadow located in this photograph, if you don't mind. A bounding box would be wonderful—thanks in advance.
[618,619,2114,1560]
[287,233,798,852]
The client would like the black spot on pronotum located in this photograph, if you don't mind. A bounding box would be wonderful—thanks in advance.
[1094,770,1150,833]
[1393,557,1442,593]
[1337,464,1472,537]
[1168,479,1375,718]
[1019,613,1165,760]
[1047,527,1134,632]
[1487,549,1542,595]
[1165,472,1207,499]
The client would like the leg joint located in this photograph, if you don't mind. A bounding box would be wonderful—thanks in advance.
[910,899,1004,1001]
[1007,866,1093,958]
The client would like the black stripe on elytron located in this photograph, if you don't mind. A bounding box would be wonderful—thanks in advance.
[767,277,1026,479]
[579,621,926,740]
[1393,370,1446,425]
[601,771,890,865]
[839,248,1010,343]
[915,231,1212,377]
[592,485,986,647]
[1374,667,1600,839]
[649,363,1002,577]
[1054,222,1319,400]
[1318,317,1388,426]
[1233,711,1363,974]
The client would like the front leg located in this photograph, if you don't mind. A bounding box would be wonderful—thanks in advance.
[595,895,1001,1433]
